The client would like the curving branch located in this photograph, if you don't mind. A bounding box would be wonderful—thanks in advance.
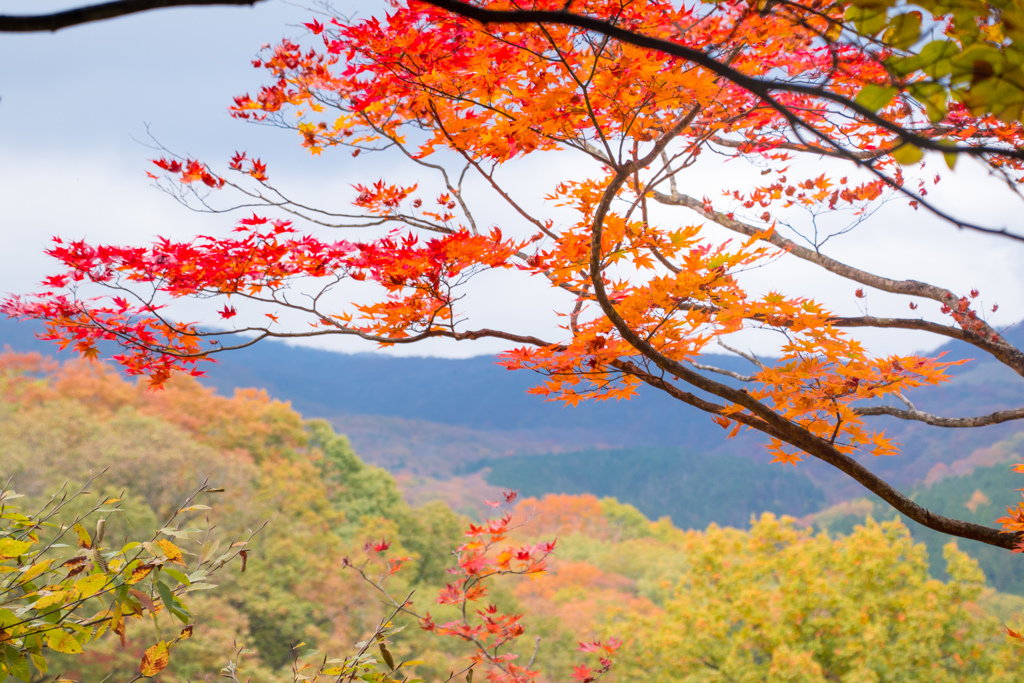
[584,134,1020,551]
[856,405,1024,428]
[0,0,265,33]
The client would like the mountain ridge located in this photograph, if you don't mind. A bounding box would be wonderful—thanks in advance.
[4,317,1023,497]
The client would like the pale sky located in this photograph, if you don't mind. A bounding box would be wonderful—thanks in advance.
[2,0,1022,360]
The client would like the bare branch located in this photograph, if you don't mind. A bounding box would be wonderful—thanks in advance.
[716,338,766,369]
[856,404,1024,428]
[689,360,755,382]
[0,0,265,33]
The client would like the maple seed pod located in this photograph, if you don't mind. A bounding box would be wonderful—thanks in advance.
[379,642,396,670]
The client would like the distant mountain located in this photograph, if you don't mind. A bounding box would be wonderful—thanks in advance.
[0,317,772,471]
[4,317,1024,497]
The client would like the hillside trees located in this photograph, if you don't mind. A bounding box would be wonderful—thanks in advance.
[606,515,1022,681]
[0,354,476,680]
[0,354,629,682]
[491,494,1024,680]
[6,0,1024,555]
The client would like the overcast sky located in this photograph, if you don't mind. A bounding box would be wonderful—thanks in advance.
[2,0,1022,360]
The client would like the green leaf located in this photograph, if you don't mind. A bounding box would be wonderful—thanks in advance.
[846,5,888,36]
[884,11,922,50]
[156,581,176,614]
[891,40,958,78]
[182,582,218,592]
[3,644,31,682]
[169,601,192,625]
[161,567,190,586]
[908,81,949,122]
[891,143,924,164]
[856,84,898,111]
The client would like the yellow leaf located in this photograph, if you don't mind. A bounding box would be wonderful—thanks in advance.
[0,538,32,560]
[891,143,923,165]
[73,523,92,549]
[47,629,83,654]
[18,558,53,584]
[34,591,69,610]
[156,539,186,567]
[75,573,107,598]
[127,562,157,585]
[982,22,1005,43]
[140,640,170,677]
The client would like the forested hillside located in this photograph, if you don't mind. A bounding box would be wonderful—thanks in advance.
[2,353,1023,682]
[470,448,827,529]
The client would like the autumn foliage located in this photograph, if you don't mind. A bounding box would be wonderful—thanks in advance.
[4,354,1024,680]
[5,0,1024,620]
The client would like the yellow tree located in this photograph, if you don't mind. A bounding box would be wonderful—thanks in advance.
[616,515,1021,682]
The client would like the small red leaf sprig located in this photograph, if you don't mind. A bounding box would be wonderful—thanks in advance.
[341,491,620,683]
[571,639,622,683]
[419,490,551,683]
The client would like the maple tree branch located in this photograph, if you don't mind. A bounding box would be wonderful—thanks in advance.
[716,337,766,369]
[855,405,1024,428]
[417,0,1024,165]
[689,361,756,383]
[710,135,881,161]
[417,0,1024,242]
[649,188,1024,377]
[589,160,1021,552]
[0,0,265,32]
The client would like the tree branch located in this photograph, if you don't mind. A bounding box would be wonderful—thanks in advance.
[417,0,1024,165]
[587,156,1020,552]
[416,0,1024,242]
[650,188,1024,377]
[0,0,265,33]
[855,405,1024,428]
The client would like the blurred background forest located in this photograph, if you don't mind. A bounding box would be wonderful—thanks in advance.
[3,317,1024,680]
